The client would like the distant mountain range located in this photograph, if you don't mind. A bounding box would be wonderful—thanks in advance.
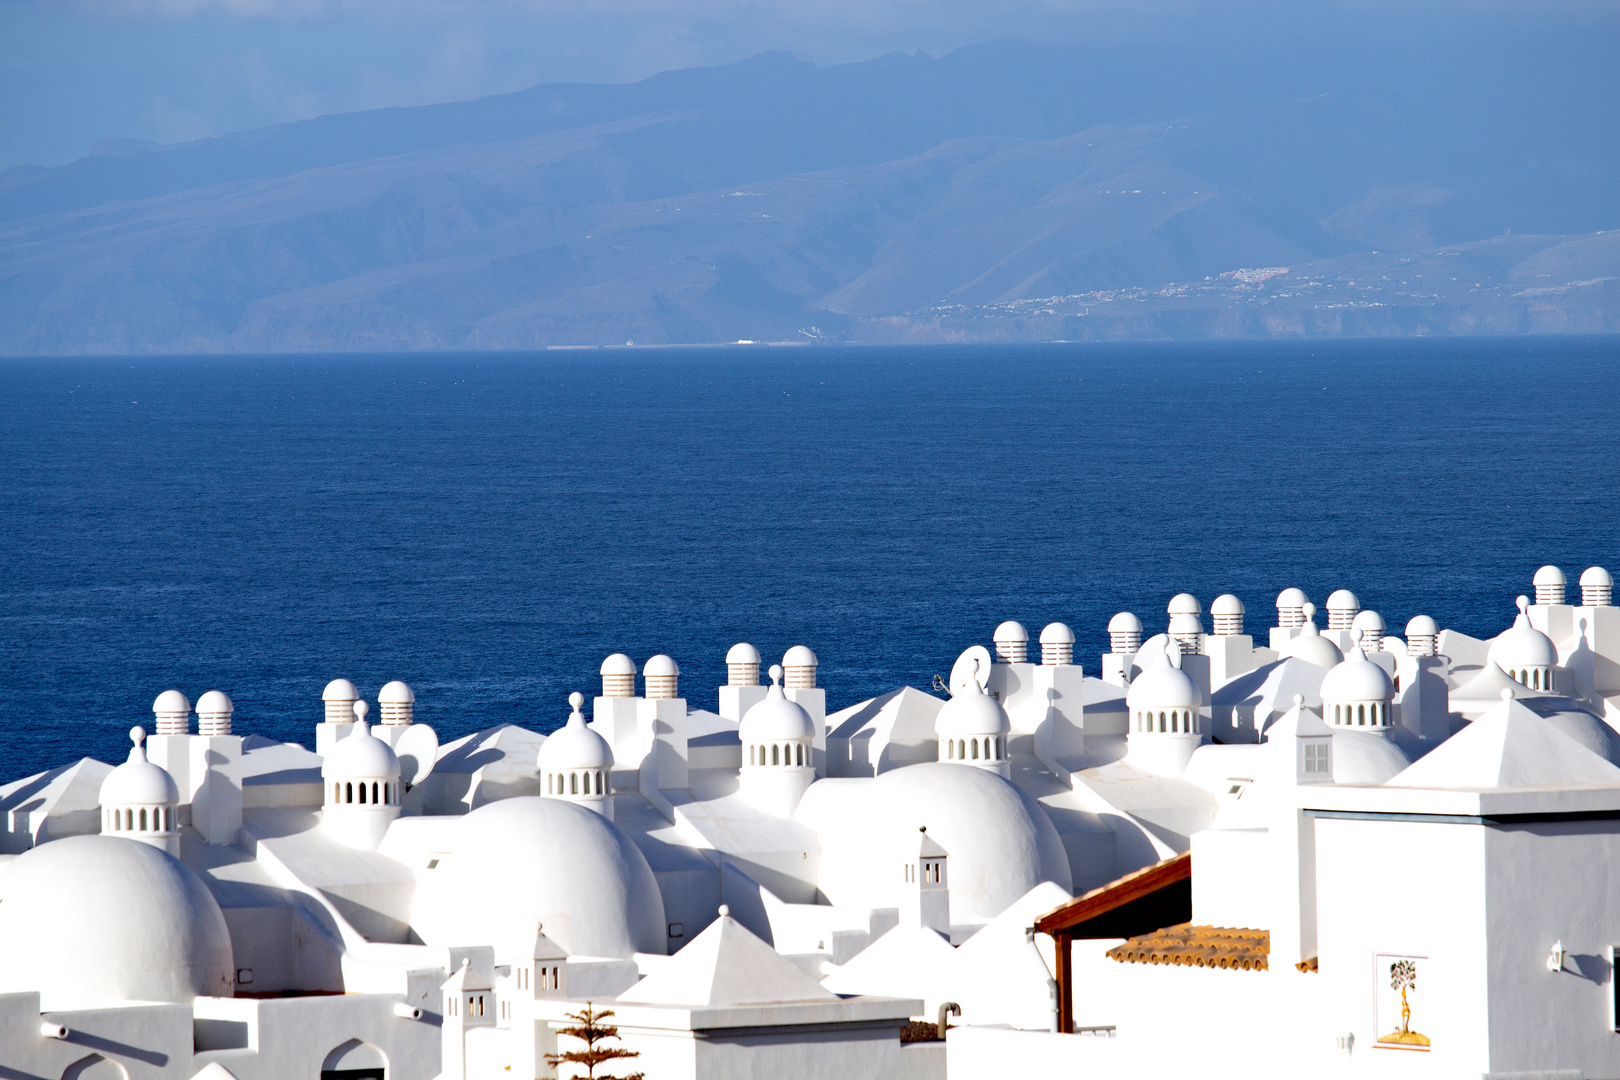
[2,35,1616,352]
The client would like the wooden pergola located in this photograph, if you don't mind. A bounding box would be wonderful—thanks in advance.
[1031,852,1192,1033]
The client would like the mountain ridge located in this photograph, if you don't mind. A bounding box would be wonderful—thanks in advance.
[2,36,1616,352]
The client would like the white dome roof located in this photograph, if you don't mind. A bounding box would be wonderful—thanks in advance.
[783,644,818,667]
[935,681,1011,737]
[378,680,414,704]
[538,694,612,772]
[1330,728,1411,784]
[1126,653,1200,711]
[1488,599,1557,670]
[1325,589,1359,611]
[1039,622,1075,644]
[740,670,815,742]
[794,763,1071,923]
[1210,594,1244,616]
[643,654,679,677]
[1582,566,1613,588]
[1167,593,1201,615]
[322,678,359,701]
[153,689,190,713]
[1282,608,1343,668]
[1534,565,1568,586]
[196,689,232,713]
[1536,706,1619,761]
[322,722,400,780]
[1277,587,1308,607]
[0,835,233,1009]
[726,642,761,664]
[416,797,664,957]
[1406,615,1438,636]
[600,653,636,676]
[1321,649,1394,703]
[1108,611,1143,633]
[993,620,1029,642]
[1352,609,1386,632]
[100,727,179,806]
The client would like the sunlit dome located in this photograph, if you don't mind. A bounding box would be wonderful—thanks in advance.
[0,835,234,1009]
[1406,615,1438,637]
[1039,622,1074,644]
[1108,611,1143,633]
[741,668,816,742]
[726,642,761,665]
[1167,593,1201,615]
[600,653,636,676]
[378,680,414,704]
[539,693,613,772]
[322,678,359,702]
[936,680,1011,737]
[415,796,665,958]
[100,726,180,807]
[322,721,400,780]
[1488,597,1557,671]
[1126,653,1200,711]
[1210,594,1244,616]
[994,620,1029,642]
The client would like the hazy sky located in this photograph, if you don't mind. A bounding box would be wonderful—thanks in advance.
[1,0,1612,169]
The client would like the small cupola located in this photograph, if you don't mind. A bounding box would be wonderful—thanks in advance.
[993,621,1030,664]
[600,653,636,698]
[378,680,414,725]
[935,660,1011,777]
[643,654,680,699]
[1406,615,1439,657]
[1534,564,1568,605]
[195,690,233,737]
[1276,588,1308,629]
[99,726,181,854]
[538,692,614,817]
[320,702,402,851]
[726,642,761,686]
[1487,596,1558,692]
[1324,590,1360,631]
[1039,622,1075,666]
[738,666,816,816]
[1210,594,1244,636]
[1107,611,1143,654]
[322,679,360,723]
[1581,566,1614,607]
[1169,612,1203,656]
[1351,610,1386,652]
[152,690,191,736]
[782,645,818,689]
[1125,645,1202,776]
[1321,633,1395,731]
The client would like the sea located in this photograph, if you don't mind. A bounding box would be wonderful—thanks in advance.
[2,337,1618,781]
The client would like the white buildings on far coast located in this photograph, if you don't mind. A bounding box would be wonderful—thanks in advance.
[6,566,1620,1078]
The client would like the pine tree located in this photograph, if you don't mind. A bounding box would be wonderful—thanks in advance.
[545,1002,644,1080]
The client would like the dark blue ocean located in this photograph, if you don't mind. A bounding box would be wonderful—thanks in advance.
[3,338,1618,782]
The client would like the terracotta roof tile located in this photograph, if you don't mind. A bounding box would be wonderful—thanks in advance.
[1106,924,1269,972]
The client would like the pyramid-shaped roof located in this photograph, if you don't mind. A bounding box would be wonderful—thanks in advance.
[822,924,955,1000]
[1386,693,1620,791]
[617,909,839,1007]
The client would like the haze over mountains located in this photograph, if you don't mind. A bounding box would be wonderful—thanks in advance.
[2,28,1617,352]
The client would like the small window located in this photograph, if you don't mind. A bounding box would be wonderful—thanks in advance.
[571,772,578,795]
[772,744,780,766]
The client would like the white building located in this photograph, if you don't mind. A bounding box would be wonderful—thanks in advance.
[5,567,1620,1078]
